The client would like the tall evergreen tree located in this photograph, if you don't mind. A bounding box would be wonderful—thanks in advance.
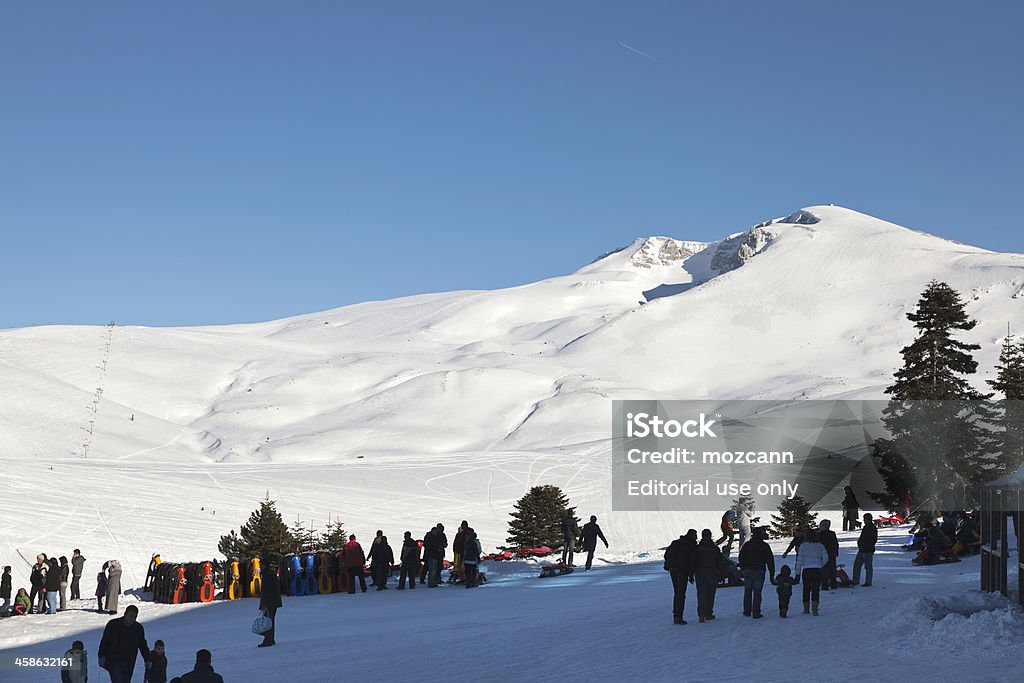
[769,495,817,539]
[505,485,574,550]
[987,332,1024,475]
[217,498,295,567]
[872,281,997,513]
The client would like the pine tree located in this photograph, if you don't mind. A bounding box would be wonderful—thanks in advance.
[289,518,319,554]
[320,519,348,551]
[217,498,295,567]
[873,281,997,513]
[868,438,916,513]
[769,495,817,539]
[505,485,574,550]
[987,332,1024,475]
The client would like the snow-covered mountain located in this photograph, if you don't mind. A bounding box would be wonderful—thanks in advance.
[2,205,1022,581]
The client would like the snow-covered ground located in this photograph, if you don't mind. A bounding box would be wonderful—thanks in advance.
[2,205,1024,680]
[2,529,1021,682]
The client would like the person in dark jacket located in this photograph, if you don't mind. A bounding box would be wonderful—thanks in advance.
[818,519,839,590]
[343,535,367,594]
[561,509,580,566]
[258,566,282,647]
[737,528,776,618]
[59,556,70,612]
[147,639,168,683]
[781,527,806,559]
[842,486,860,531]
[368,535,394,590]
[663,529,697,624]
[693,529,727,622]
[715,510,737,557]
[96,570,108,613]
[70,549,86,600]
[424,524,448,587]
[0,566,11,617]
[453,520,469,570]
[852,513,877,587]
[462,529,482,587]
[580,516,609,571]
[774,565,796,618]
[98,604,150,683]
[61,639,88,683]
[397,531,420,590]
[173,649,224,683]
[45,557,61,614]
[30,554,47,614]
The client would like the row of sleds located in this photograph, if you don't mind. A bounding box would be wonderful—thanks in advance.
[145,556,221,605]
[144,551,488,603]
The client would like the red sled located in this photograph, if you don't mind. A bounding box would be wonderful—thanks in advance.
[834,564,853,588]
[517,546,554,559]
[483,551,514,562]
[538,561,573,578]
[873,515,906,528]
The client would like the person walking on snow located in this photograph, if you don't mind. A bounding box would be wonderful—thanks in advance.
[842,486,860,531]
[0,566,11,617]
[794,529,828,616]
[61,639,88,683]
[852,513,877,586]
[70,549,86,601]
[774,565,796,618]
[694,529,727,623]
[258,566,282,647]
[715,510,737,556]
[561,509,580,566]
[580,516,608,571]
[738,528,775,619]
[98,604,150,683]
[95,570,108,612]
[663,529,697,624]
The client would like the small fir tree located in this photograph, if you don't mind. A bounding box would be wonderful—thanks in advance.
[987,332,1024,474]
[505,485,574,550]
[769,495,818,539]
[217,498,295,567]
[320,518,348,551]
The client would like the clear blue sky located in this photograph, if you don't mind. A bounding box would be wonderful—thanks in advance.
[2,2,1022,328]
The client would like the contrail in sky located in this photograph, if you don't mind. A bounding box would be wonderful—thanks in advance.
[618,41,660,63]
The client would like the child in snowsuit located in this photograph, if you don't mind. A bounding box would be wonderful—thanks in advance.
[61,640,88,683]
[95,570,108,612]
[146,639,168,683]
[775,565,796,618]
[13,588,32,616]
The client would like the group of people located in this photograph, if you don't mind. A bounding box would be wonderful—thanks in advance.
[663,512,881,624]
[0,549,103,617]
[560,512,610,569]
[906,510,980,561]
[55,606,225,682]
[336,521,486,595]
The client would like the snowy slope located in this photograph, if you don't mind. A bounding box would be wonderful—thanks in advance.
[2,205,1024,588]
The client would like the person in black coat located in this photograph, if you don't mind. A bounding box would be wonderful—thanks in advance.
[852,513,877,586]
[398,531,420,590]
[580,516,609,571]
[29,554,47,614]
[818,520,839,590]
[173,649,224,683]
[368,536,395,590]
[98,605,150,682]
[737,528,776,618]
[663,529,697,624]
[693,529,727,622]
[1,566,11,616]
[842,486,860,531]
[258,568,283,647]
[44,557,61,614]
[424,524,448,587]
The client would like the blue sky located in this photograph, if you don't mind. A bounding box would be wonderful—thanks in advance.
[2,2,1022,328]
